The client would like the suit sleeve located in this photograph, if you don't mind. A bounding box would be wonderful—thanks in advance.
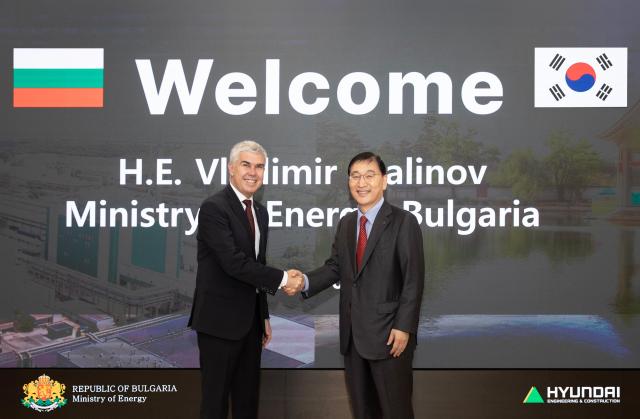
[392,213,425,334]
[198,200,283,295]
[303,217,343,298]
[261,292,269,320]
[258,206,271,319]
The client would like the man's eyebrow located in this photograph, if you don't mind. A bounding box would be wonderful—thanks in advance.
[240,160,265,167]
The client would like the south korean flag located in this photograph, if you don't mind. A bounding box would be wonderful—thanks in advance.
[534,48,627,107]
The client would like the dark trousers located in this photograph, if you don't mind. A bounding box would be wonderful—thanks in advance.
[197,308,262,419]
[344,336,416,419]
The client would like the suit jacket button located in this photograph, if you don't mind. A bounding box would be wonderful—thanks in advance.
[352,283,357,288]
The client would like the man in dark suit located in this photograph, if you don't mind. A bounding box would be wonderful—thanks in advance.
[188,140,304,419]
[297,152,424,419]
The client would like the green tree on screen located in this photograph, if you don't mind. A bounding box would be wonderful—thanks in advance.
[544,131,603,202]
[415,116,500,197]
[497,148,547,201]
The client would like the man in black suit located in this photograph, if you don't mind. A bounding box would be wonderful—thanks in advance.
[188,140,304,419]
[295,152,424,419]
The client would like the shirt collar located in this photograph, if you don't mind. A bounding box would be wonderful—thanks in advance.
[229,182,252,205]
[358,197,384,224]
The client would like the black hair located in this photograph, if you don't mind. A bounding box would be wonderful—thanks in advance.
[347,152,386,175]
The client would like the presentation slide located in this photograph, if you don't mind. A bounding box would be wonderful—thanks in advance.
[1,1,638,417]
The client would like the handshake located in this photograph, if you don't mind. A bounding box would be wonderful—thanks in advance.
[283,269,305,296]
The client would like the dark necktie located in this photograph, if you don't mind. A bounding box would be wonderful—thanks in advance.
[243,199,255,243]
[356,215,367,270]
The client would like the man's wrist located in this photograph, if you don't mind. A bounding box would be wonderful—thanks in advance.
[278,271,288,288]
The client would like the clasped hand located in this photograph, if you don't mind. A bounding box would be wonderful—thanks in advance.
[283,269,304,296]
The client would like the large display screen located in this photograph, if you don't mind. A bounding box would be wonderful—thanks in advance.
[1,0,638,369]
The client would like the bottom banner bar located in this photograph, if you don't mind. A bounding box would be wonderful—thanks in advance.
[1,369,638,418]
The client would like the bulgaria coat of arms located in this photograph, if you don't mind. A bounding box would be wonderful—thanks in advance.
[22,374,67,412]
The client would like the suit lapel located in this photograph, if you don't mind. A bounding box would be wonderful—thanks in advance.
[355,202,392,279]
[225,185,256,257]
[255,203,267,260]
[345,211,357,276]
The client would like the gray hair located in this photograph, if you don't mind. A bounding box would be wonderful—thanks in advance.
[229,140,268,164]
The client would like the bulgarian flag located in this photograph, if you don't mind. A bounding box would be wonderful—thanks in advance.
[13,48,104,107]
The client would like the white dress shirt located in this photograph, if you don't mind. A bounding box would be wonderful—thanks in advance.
[229,183,288,290]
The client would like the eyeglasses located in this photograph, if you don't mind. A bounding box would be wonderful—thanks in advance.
[349,172,381,183]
